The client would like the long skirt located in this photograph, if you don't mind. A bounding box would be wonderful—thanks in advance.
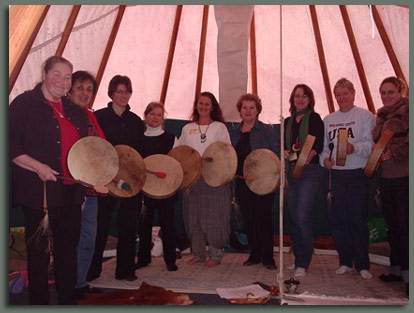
[182,177,231,261]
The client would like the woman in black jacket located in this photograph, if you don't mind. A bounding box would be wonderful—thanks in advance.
[9,56,88,304]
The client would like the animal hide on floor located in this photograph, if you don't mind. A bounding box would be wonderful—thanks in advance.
[76,282,196,305]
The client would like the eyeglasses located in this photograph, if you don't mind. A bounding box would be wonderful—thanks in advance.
[294,94,309,100]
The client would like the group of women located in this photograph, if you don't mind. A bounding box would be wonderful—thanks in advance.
[9,54,409,304]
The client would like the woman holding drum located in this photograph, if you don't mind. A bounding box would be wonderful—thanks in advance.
[372,77,409,294]
[320,78,375,279]
[87,75,144,282]
[67,71,105,299]
[9,56,88,304]
[283,84,324,277]
[229,93,280,270]
[176,92,232,268]
[135,101,178,272]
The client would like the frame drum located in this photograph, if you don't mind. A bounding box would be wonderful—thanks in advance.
[68,137,119,186]
[202,141,237,187]
[243,148,281,195]
[364,129,394,178]
[336,129,348,166]
[168,145,202,190]
[291,135,316,179]
[107,145,146,198]
[142,154,183,199]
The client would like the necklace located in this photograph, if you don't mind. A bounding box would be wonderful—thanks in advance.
[48,101,65,118]
[198,123,210,143]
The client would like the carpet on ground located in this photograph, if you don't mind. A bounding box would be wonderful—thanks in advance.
[89,251,408,305]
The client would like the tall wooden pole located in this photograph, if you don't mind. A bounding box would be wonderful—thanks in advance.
[160,5,183,105]
[194,5,209,99]
[309,5,335,113]
[372,5,408,96]
[90,5,126,107]
[250,12,258,95]
[340,5,376,114]
[55,5,81,56]
[9,5,50,94]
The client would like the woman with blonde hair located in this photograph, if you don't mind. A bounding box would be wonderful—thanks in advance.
[135,101,178,272]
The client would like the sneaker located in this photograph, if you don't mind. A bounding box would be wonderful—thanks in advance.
[294,267,307,277]
[287,264,295,270]
[335,265,352,275]
[360,270,373,279]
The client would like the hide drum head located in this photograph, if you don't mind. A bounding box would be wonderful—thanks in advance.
[364,129,394,178]
[243,148,281,195]
[107,145,146,198]
[68,137,119,186]
[291,135,316,179]
[336,129,348,166]
[142,154,183,199]
[168,145,202,190]
[202,141,237,187]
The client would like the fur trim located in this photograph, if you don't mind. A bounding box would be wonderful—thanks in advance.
[372,97,409,163]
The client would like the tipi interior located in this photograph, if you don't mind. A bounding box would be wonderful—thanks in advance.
[9,4,410,306]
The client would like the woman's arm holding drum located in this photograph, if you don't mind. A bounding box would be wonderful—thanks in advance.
[306,113,324,164]
[353,112,376,158]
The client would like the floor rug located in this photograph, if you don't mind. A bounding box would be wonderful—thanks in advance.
[89,252,408,305]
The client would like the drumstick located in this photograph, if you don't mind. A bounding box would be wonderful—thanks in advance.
[116,179,131,191]
[328,142,334,161]
[146,169,167,178]
[55,175,109,193]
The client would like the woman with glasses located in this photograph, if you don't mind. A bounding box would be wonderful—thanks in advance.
[284,84,324,277]
[87,75,144,282]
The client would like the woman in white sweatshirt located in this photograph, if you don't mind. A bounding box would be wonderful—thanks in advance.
[320,78,375,280]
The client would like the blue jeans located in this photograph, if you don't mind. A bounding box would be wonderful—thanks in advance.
[325,168,370,271]
[287,163,321,269]
[76,196,98,288]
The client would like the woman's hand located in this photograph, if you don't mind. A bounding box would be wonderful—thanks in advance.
[381,149,392,161]
[35,163,59,181]
[324,157,335,169]
[305,149,316,165]
[346,143,355,155]
[283,150,290,159]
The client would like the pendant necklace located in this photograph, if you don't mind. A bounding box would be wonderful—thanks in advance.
[198,123,210,143]
[48,101,65,118]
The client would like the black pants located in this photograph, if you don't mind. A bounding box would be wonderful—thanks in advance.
[235,179,276,265]
[88,193,141,280]
[380,176,409,272]
[23,185,81,305]
[137,196,177,266]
